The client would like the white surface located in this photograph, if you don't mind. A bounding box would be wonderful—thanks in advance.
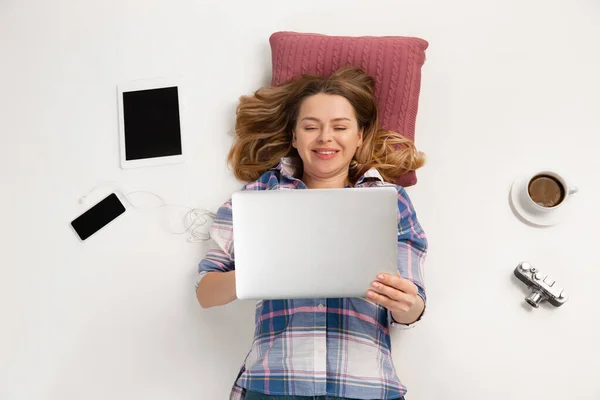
[117,76,186,169]
[1,0,599,399]
[232,187,398,300]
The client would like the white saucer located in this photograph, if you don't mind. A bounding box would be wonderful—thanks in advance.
[509,177,569,227]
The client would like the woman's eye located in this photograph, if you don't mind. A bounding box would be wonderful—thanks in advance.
[304,127,317,131]
[334,127,348,131]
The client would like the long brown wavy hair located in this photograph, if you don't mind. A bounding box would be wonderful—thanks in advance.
[228,67,425,184]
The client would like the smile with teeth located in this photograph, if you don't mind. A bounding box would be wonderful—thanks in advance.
[312,149,340,160]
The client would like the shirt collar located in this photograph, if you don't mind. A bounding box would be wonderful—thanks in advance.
[274,157,304,180]
[355,167,386,186]
[272,157,385,186]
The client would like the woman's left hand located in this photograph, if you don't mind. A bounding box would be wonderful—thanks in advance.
[367,273,419,314]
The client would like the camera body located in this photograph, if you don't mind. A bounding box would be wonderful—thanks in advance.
[514,262,568,308]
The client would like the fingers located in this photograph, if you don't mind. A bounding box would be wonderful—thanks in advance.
[368,283,415,310]
[366,289,413,312]
[366,273,419,312]
[367,290,398,310]
[376,273,418,295]
[369,280,408,302]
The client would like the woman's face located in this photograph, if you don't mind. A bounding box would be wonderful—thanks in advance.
[293,93,363,182]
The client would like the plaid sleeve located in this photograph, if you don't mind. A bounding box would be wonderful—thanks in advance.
[195,173,277,289]
[389,186,428,329]
[195,198,235,289]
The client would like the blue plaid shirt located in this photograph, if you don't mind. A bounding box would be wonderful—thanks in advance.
[197,158,428,400]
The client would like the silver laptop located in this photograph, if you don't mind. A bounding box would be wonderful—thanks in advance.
[232,186,398,300]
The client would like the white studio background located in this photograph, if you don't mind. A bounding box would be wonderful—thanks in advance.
[1,0,599,399]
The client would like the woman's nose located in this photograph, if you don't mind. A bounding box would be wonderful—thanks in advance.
[317,127,333,143]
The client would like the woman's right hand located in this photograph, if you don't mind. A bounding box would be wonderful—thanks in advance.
[196,270,237,308]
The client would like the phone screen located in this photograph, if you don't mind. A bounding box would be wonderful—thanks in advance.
[71,193,126,241]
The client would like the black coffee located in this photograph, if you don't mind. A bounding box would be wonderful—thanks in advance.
[528,174,565,208]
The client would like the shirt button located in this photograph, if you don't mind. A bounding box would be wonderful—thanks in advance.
[317,303,324,310]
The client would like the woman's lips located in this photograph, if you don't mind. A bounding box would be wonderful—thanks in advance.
[312,149,340,160]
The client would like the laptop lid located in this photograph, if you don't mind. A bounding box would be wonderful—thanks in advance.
[232,186,398,300]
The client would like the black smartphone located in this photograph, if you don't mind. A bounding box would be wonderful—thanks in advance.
[71,193,126,241]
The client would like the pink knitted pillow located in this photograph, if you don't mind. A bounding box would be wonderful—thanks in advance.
[270,31,428,187]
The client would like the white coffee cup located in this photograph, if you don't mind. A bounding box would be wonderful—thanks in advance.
[520,170,578,215]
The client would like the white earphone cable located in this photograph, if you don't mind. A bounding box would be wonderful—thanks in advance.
[79,181,215,242]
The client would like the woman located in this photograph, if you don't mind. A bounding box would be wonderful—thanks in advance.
[196,68,428,400]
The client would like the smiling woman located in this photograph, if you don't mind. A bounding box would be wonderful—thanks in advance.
[196,67,429,400]
[228,67,425,186]
[292,94,364,188]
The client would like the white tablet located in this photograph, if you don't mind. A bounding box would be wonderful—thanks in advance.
[117,77,186,169]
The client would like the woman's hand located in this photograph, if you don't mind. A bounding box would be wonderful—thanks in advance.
[367,273,424,324]
[196,271,237,308]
